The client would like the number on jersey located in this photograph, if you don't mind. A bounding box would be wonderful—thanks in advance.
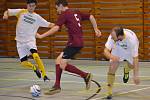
[74,14,81,27]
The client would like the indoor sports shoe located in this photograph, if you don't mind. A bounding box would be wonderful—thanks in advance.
[43,75,50,82]
[44,86,61,95]
[34,69,41,79]
[84,73,93,90]
[123,67,129,83]
[104,94,112,100]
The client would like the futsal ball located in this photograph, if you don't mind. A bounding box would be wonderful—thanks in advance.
[30,85,41,97]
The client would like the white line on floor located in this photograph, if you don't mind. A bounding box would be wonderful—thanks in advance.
[91,86,150,100]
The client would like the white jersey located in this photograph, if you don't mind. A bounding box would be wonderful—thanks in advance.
[8,9,50,42]
[105,29,139,63]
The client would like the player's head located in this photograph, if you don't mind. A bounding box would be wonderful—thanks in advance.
[111,26,124,41]
[26,0,37,13]
[55,0,68,14]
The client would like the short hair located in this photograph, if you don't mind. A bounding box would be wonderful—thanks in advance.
[26,0,37,4]
[55,0,68,6]
[112,26,124,37]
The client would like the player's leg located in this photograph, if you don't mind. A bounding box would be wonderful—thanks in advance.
[17,42,41,78]
[60,47,92,90]
[123,61,134,83]
[54,52,63,88]
[45,53,63,95]
[45,47,92,95]
[30,49,49,81]
[106,61,119,99]
[20,56,41,78]
[123,42,139,83]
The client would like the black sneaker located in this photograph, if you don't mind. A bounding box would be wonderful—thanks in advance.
[43,75,50,82]
[84,73,92,90]
[34,69,41,78]
[44,86,61,95]
[123,68,129,83]
[104,94,112,100]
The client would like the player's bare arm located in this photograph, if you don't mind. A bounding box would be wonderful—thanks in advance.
[48,23,55,28]
[3,10,9,20]
[36,23,55,39]
[36,33,41,38]
[37,25,60,39]
[89,15,101,37]
[104,47,119,62]
[133,56,140,85]
[104,48,111,59]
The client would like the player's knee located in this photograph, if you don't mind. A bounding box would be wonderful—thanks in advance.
[20,56,28,62]
[32,53,40,59]
[127,63,134,69]
[55,58,60,64]
[30,49,37,54]
[108,70,115,75]
[108,68,116,74]
[60,65,66,70]
[60,62,67,70]
[21,61,27,67]
[108,66,116,74]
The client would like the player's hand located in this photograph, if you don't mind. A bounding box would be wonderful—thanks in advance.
[110,55,120,62]
[3,15,8,20]
[36,33,43,39]
[94,28,101,37]
[133,76,140,85]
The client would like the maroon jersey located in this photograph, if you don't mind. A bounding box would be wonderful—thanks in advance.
[56,9,90,47]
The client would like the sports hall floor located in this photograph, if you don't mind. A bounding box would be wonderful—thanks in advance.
[0,58,150,100]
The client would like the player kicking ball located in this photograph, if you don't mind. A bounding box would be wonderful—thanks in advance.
[104,26,140,99]
[3,0,54,81]
[36,0,101,95]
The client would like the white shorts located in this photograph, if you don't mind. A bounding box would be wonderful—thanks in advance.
[17,41,37,59]
[111,44,139,65]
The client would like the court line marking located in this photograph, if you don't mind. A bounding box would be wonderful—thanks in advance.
[0,77,150,99]
[0,95,33,100]
[0,78,150,87]
[0,70,150,78]
[0,69,150,87]
[91,86,150,100]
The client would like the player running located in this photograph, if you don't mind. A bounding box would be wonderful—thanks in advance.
[36,0,101,95]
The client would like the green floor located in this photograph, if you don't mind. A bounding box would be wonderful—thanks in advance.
[0,58,150,100]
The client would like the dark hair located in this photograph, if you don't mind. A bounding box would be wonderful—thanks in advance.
[27,0,37,4]
[55,0,68,6]
[112,26,124,37]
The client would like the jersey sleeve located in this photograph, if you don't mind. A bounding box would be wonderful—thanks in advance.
[130,37,139,57]
[37,15,50,27]
[78,11,90,21]
[8,9,23,16]
[125,29,139,57]
[55,13,66,27]
[105,35,114,50]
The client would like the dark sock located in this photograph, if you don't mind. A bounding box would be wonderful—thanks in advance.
[54,64,62,88]
[65,64,88,78]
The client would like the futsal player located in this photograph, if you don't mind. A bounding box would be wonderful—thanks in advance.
[104,26,140,99]
[36,0,101,95]
[3,0,54,81]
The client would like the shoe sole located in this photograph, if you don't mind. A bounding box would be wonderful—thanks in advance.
[43,75,50,82]
[106,95,112,99]
[86,73,93,90]
[44,89,61,95]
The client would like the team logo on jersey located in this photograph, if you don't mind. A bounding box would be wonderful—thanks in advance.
[23,15,36,24]
[116,41,128,49]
